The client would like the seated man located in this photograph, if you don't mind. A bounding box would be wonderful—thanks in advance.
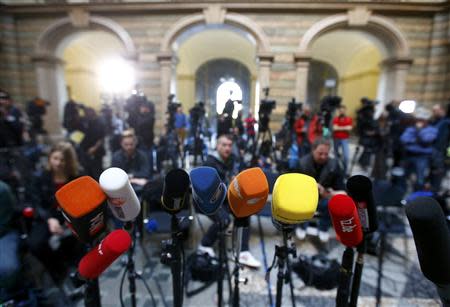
[0,181,21,294]
[296,138,346,243]
[198,134,261,268]
[111,129,151,190]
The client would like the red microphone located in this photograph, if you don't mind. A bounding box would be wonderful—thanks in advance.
[78,229,132,279]
[329,194,363,248]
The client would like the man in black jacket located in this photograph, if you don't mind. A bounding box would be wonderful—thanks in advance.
[296,138,346,242]
[198,134,261,268]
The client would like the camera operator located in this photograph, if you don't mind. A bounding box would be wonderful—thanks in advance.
[294,105,322,156]
[385,100,410,167]
[0,90,24,148]
[356,97,380,171]
[244,111,257,144]
[400,107,437,189]
[62,99,83,136]
[429,103,450,191]
[26,97,49,138]
[174,105,188,150]
[78,107,105,180]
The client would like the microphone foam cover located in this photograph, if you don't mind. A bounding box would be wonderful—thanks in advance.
[228,167,269,218]
[162,168,190,213]
[346,175,378,233]
[78,229,131,279]
[328,194,363,247]
[56,176,106,218]
[272,173,318,224]
[190,167,226,215]
[99,167,141,222]
[405,197,450,284]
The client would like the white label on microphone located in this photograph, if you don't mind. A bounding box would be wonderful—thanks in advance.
[340,217,357,233]
[98,241,104,255]
[89,212,105,235]
[356,201,370,230]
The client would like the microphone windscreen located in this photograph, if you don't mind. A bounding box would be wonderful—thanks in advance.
[329,194,363,247]
[78,229,131,279]
[162,168,190,213]
[272,173,318,224]
[55,176,107,242]
[228,167,269,218]
[99,167,141,222]
[190,167,226,215]
[405,197,450,284]
[346,175,378,233]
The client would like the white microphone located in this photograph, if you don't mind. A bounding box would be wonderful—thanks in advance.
[99,167,141,222]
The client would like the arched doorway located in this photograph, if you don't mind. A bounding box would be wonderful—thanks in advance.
[195,59,251,131]
[33,15,136,134]
[296,12,412,116]
[158,9,273,129]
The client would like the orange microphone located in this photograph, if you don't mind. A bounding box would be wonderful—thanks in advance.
[55,176,107,243]
[228,167,269,219]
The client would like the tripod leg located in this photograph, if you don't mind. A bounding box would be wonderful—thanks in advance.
[285,254,296,307]
[275,255,285,307]
[258,216,274,307]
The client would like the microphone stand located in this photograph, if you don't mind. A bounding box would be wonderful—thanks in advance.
[84,278,101,307]
[121,222,158,307]
[232,217,249,307]
[272,227,297,307]
[169,214,183,307]
[217,219,232,307]
[336,247,355,307]
[349,240,367,307]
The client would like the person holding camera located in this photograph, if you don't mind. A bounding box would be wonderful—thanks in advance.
[0,90,24,148]
[356,97,379,171]
[400,107,438,189]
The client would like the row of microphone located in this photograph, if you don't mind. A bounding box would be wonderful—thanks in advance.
[53,166,450,306]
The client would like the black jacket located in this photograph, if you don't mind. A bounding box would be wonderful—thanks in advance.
[28,170,79,223]
[111,149,151,179]
[203,152,237,185]
[298,154,345,191]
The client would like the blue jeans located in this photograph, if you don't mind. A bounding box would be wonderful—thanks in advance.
[0,231,21,289]
[299,198,331,231]
[404,155,429,189]
[334,138,350,174]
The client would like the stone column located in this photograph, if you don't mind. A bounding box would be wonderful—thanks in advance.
[157,51,173,130]
[257,52,274,96]
[380,57,413,102]
[32,53,67,137]
[294,53,311,103]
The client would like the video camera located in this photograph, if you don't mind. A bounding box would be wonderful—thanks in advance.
[189,101,205,123]
[319,95,342,129]
[259,88,276,116]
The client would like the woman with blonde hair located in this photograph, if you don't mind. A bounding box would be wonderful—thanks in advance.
[27,141,84,284]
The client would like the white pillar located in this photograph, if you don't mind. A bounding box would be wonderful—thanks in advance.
[157,51,173,130]
[294,53,311,103]
[257,52,274,96]
[32,54,67,136]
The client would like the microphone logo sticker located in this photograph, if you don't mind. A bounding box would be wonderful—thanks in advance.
[210,184,224,204]
[340,217,357,233]
[89,212,105,235]
[109,197,126,207]
[98,242,104,255]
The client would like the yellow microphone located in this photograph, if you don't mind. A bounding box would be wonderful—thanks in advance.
[272,173,318,226]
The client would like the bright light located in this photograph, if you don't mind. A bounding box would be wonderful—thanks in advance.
[399,100,416,113]
[98,57,135,94]
[216,81,243,119]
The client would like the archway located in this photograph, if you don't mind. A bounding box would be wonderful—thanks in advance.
[295,11,412,116]
[33,15,136,134]
[157,8,273,126]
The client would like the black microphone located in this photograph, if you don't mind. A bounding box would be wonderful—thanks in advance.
[161,168,190,214]
[346,175,378,233]
[405,196,450,306]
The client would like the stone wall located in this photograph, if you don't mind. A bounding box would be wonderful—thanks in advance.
[0,2,448,133]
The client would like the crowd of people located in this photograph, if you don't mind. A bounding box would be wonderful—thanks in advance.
[0,86,449,304]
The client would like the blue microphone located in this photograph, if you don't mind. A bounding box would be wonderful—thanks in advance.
[189,167,227,215]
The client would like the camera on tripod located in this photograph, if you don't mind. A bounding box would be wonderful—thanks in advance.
[319,95,342,128]
[258,87,276,132]
[189,101,205,125]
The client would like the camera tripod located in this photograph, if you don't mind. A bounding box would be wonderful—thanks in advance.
[251,119,276,166]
